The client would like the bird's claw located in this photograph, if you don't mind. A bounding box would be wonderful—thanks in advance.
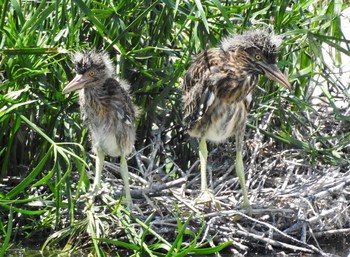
[194,190,221,210]
[76,185,103,205]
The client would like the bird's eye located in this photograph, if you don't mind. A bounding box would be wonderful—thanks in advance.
[88,71,95,77]
[255,54,262,61]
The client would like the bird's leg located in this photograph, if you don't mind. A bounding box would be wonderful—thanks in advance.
[199,136,208,193]
[235,131,250,209]
[235,151,249,208]
[195,136,219,208]
[92,147,104,193]
[119,154,132,210]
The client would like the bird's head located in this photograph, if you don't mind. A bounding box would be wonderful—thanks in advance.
[63,50,114,93]
[221,30,291,90]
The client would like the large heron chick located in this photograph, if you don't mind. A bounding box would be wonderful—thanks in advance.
[183,30,290,208]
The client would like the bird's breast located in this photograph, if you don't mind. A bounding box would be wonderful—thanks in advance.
[188,96,250,143]
[79,89,135,156]
[88,118,135,156]
[214,72,258,104]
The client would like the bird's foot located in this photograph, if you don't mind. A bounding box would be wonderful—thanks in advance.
[121,188,133,211]
[194,190,221,210]
[91,182,102,194]
[240,201,252,214]
[76,184,104,206]
[121,198,133,211]
[234,195,252,215]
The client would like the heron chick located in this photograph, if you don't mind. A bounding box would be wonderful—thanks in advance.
[183,30,290,208]
[63,50,136,208]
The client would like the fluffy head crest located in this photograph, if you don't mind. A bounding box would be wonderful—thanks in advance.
[221,29,282,54]
[72,50,114,76]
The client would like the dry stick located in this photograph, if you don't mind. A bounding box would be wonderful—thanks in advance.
[146,130,162,177]
[203,210,326,255]
[169,189,201,214]
[203,215,250,253]
[109,176,186,199]
[280,171,350,199]
[164,159,188,194]
[212,165,235,194]
[305,171,350,196]
[130,143,157,177]
[104,143,196,208]
[149,160,179,180]
[306,206,342,225]
[148,208,327,254]
[104,161,148,185]
[146,161,204,214]
[247,108,274,189]
[132,148,148,176]
[183,159,200,189]
[314,228,350,237]
[313,182,346,198]
[141,191,160,214]
[307,224,323,252]
[219,225,317,254]
[275,157,305,194]
[283,205,342,235]
[133,177,187,198]
[158,164,201,213]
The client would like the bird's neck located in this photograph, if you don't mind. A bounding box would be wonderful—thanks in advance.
[80,87,104,108]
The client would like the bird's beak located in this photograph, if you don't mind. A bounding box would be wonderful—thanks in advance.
[63,74,87,94]
[258,62,291,90]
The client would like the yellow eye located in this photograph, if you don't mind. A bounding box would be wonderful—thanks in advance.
[255,54,262,61]
[88,71,95,77]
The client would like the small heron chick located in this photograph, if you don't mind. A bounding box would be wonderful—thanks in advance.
[182,30,290,208]
[63,50,136,208]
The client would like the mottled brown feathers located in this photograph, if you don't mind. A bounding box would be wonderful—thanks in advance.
[182,30,284,143]
[221,29,282,56]
[182,47,257,142]
[72,50,114,77]
[70,50,136,156]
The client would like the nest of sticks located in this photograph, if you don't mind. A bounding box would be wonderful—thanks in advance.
[101,136,349,256]
[101,91,350,256]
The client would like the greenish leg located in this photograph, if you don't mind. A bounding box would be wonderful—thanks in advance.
[235,129,250,209]
[199,136,208,192]
[92,147,104,192]
[235,150,249,208]
[120,154,132,210]
[196,136,220,208]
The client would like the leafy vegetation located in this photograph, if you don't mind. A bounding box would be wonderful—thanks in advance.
[1,0,349,255]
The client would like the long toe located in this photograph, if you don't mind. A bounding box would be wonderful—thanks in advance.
[194,190,221,210]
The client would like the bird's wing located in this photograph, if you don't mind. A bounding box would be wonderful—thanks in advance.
[115,108,133,126]
[103,78,135,126]
[183,69,217,128]
[110,91,135,126]
[198,86,216,117]
[183,67,257,129]
[210,69,257,103]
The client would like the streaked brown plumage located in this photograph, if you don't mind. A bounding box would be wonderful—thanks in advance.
[183,30,290,208]
[63,50,136,208]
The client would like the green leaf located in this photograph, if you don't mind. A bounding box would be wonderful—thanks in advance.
[194,0,209,34]
[0,207,13,256]
[95,238,141,251]
[5,148,52,199]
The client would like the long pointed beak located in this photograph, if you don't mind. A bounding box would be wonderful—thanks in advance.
[62,74,86,94]
[258,62,291,90]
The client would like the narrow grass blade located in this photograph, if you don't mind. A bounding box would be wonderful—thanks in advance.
[0,207,13,256]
